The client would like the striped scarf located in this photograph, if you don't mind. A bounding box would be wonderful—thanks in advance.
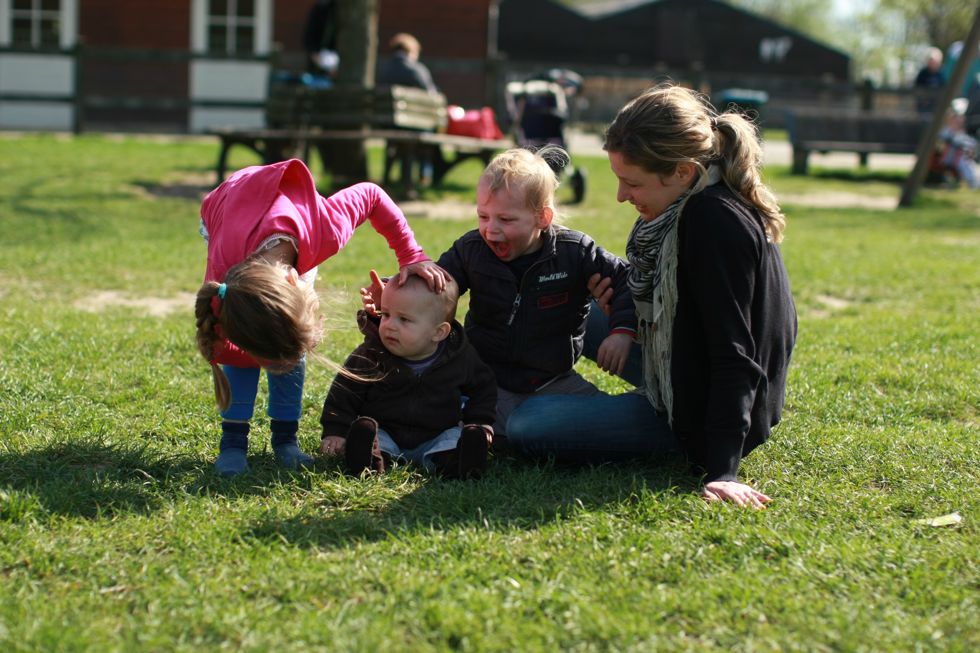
[626,165,719,419]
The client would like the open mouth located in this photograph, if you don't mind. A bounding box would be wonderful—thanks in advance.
[487,240,511,259]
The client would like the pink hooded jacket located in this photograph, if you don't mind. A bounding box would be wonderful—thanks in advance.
[201,159,428,367]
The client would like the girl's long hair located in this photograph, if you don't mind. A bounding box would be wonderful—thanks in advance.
[194,258,323,410]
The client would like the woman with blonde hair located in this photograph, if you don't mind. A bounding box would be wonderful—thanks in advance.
[507,83,797,508]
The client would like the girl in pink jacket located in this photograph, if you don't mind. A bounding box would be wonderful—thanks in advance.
[194,159,446,476]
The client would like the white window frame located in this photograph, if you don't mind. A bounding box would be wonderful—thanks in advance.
[0,0,77,49]
[190,0,272,56]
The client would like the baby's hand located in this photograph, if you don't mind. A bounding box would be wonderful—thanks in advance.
[320,435,346,457]
[359,269,386,316]
[596,332,633,376]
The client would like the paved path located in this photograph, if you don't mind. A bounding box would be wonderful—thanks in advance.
[565,129,916,171]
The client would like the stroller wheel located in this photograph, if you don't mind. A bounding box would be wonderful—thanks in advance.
[569,167,587,204]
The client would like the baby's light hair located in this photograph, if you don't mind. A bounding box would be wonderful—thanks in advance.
[604,83,786,242]
[194,258,324,410]
[480,146,564,218]
[384,271,460,324]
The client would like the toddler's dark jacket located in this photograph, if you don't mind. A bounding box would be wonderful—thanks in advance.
[320,311,497,450]
[437,226,635,393]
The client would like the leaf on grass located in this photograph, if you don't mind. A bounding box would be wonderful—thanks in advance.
[913,512,962,527]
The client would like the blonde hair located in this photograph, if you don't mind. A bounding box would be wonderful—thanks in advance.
[480,146,564,218]
[604,83,785,242]
[194,258,323,410]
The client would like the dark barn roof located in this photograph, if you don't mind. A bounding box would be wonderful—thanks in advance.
[498,0,850,80]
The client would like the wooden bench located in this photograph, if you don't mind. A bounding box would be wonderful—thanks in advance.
[208,83,511,197]
[785,108,930,174]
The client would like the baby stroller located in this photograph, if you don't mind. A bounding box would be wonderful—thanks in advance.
[506,69,587,204]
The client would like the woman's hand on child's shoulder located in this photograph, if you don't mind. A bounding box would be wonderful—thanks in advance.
[588,273,614,316]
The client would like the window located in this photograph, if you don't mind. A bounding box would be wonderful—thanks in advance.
[206,0,256,55]
[11,0,60,48]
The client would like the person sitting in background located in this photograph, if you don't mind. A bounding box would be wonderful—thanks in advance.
[302,0,339,78]
[378,33,440,189]
[378,33,438,94]
[914,47,946,113]
[936,99,979,189]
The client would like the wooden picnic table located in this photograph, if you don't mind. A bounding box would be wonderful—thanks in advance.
[208,127,512,198]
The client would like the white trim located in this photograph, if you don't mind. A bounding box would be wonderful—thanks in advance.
[190,0,207,53]
[0,100,72,129]
[60,0,77,50]
[0,0,10,47]
[0,52,73,93]
[0,0,77,49]
[191,0,271,55]
[255,0,272,55]
[189,106,263,133]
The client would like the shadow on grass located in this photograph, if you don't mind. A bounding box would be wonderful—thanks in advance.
[241,452,695,549]
[0,440,206,520]
[0,439,696,541]
[131,179,212,202]
[0,439,318,521]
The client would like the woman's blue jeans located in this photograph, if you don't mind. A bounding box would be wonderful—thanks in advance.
[220,360,306,422]
[506,390,677,462]
[506,301,677,462]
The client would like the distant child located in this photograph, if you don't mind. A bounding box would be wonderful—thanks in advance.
[194,158,447,477]
[362,147,636,436]
[319,272,496,479]
[937,102,979,189]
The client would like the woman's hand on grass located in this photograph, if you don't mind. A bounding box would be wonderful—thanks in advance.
[702,480,771,510]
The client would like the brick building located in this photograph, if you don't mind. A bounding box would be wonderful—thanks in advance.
[0,0,497,132]
[0,0,853,133]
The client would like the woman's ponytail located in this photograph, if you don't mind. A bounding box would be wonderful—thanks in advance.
[715,113,786,243]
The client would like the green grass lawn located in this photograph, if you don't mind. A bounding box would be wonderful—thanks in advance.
[0,133,977,652]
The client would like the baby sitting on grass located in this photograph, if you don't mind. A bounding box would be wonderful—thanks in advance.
[319,271,497,479]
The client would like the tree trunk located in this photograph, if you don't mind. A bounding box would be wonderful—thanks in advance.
[335,0,377,88]
[325,0,378,187]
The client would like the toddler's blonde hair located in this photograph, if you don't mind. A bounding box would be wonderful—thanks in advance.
[480,146,565,219]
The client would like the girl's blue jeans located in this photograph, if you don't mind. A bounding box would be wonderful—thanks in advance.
[220,360,305,422]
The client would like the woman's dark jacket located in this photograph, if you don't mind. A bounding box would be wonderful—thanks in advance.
[671,184,797,482]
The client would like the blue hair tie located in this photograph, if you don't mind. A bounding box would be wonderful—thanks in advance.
[217,283,227,299]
